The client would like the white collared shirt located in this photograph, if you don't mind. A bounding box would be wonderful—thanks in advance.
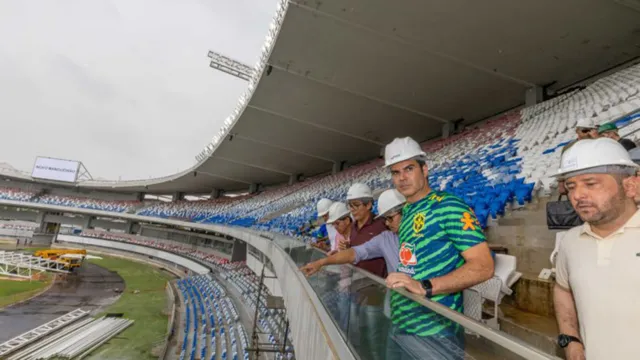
[555,209,640,360]
[326,224,338,251]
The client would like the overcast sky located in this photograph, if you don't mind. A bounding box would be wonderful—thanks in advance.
[0,0,276,180]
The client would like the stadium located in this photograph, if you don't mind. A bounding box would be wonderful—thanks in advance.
[1,0,639,359]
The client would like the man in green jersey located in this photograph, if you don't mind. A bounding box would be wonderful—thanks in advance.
[382,136,495,359]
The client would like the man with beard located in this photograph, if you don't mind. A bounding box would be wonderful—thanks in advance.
[553,138,640,360]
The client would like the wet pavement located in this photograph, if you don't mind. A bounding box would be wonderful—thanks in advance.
[0,263,124,343]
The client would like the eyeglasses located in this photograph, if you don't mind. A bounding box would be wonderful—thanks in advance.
[348,201,364,209]
[384,212,400,223]
[578,128,593,134]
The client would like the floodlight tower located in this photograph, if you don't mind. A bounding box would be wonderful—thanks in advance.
[194,51,254,162]
[207,50,254,81]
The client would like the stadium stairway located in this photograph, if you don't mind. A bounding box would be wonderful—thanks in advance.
[485,197,559,275]
[483,194,565,357]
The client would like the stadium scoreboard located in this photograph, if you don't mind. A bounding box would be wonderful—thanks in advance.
[31,156,80,183]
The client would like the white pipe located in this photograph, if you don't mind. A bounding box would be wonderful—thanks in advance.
[77,319,134,359]
[22,319,97,359]
[6,318,93,360]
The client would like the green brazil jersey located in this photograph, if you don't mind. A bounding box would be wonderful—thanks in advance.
[391,190,486,336]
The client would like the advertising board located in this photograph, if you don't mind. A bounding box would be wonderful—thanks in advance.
[31,157,80,182]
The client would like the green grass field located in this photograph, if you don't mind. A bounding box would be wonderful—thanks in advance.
[85,256,175,360]
[0,275,51,308]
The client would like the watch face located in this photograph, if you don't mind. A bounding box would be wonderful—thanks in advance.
[558,335,569,348]
[421,279,432,289]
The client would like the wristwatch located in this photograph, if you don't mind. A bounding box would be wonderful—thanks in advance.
[557,334,582,348]
[420,279,433,298]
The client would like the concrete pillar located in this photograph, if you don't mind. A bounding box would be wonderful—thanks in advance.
[35,211,46,233]
[249,183,258,194]
[83,216,94,230]
[525,86,544,107]
[125,220,135,234]
[210,188,221,199]
[135,192,145,201]
[332,162,340,175]
[289,174,297,185]
[231,239,247,263]
[172,192,184,202]
[442,122,453,139]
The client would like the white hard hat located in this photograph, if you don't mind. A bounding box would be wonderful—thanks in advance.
[383,137,427,167]
[575,118,595,129]
[316,198,333,217]
[326,202,351,224]
[553,138,639,178]
[346,183,372,200]
[375,189,406,219]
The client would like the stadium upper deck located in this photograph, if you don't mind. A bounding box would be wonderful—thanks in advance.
[2,62,639,236]
[1,0,638,194]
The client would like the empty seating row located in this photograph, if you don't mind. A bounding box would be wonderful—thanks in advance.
[177,275,248,360]
[80,230,231,266]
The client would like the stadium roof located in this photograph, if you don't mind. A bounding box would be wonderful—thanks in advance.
[5,0,640,194]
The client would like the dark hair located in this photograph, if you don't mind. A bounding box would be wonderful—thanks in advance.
[338,215,352,223]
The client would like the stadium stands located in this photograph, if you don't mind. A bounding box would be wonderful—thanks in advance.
[0,63,638,237]
[176,274,250,360]
[176,270,292,360]
[36,195,139,213]
[80,230,231,265]
[0,223,37,231]
[79,230,294,359]
[0,187,35,202]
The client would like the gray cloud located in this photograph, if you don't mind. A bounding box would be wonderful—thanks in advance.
[0,0,276,180]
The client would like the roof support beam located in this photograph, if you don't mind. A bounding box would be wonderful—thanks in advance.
[194,170,252,185]
[232,134,337,164]
[267,64,451,124]
[247,104,387,146]
[213,156,293,176]
[289,1,536,88]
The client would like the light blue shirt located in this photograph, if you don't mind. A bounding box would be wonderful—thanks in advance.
[352,230,399,274]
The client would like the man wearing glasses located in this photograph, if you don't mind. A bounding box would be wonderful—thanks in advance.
[300,189,405,277]
[344,182,388,278]
[300,190,404,360]
[575,118,599,140]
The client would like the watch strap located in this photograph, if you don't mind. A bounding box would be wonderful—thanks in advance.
[421,279,433,298]
[558,334,582,348]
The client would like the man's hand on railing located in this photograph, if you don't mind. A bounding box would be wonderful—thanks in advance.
[300,260,324,277]
[385,272,426,296]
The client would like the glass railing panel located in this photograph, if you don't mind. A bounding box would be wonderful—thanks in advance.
[267,232,557,360]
